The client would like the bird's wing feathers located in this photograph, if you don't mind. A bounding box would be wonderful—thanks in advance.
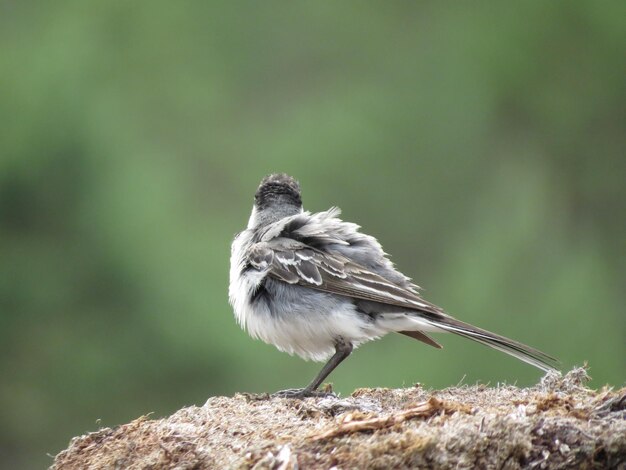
[249,236,444,317]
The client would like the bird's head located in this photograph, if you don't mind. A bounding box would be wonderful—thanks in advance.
[248,173,303,227]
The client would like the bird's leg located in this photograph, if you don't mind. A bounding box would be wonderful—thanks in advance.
[273,338,353,398]
[306,339,353,392]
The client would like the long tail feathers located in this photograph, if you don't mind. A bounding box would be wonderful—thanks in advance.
[429,317,559,372]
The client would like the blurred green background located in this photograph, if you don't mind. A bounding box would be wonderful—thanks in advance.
[1,1,625,468]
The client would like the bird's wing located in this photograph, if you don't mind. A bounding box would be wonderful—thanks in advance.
[248,235,559,370]
[248,237,445,317]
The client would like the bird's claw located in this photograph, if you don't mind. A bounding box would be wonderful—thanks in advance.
[272,388,336,399]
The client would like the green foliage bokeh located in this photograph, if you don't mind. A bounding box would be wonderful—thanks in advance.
[1,2,624,468]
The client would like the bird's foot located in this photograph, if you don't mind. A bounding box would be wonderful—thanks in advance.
[272,388,336,399]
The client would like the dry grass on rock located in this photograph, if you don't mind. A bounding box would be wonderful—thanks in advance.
[51,368,625,469]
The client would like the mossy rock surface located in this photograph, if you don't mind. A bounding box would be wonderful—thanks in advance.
[51,369,625,469]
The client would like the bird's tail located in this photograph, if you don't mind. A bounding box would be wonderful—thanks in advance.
[430,316,559,372]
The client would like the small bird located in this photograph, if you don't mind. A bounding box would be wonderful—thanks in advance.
[229,174,558,397]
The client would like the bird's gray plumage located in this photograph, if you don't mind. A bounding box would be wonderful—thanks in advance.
[229,174,558,396]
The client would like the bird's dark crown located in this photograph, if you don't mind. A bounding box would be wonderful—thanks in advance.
[255,173,302,209]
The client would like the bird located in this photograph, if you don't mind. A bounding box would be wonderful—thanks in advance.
[229,173,558,398]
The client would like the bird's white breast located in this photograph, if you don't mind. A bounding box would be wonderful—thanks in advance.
[229,229,261,331]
